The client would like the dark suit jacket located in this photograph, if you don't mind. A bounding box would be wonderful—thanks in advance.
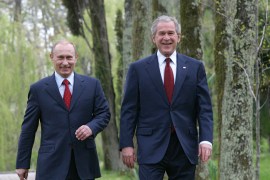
[120,53,213,165]
[16,73,110,180]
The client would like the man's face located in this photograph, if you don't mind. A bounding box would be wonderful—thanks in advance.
[50,43,78,78]
[152,21,180,57]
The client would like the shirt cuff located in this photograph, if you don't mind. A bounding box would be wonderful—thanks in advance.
[199,141,212,149]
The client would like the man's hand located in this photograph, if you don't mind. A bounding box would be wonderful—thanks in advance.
[198,143,212,162]
[16,169,28,180]
[75,125,92,141]
[121,147,136,168]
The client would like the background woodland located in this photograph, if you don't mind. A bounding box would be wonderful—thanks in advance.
[0,0,270,179]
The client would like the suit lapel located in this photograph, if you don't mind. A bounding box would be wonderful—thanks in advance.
[45,75,66,109]
[44,73,85,111]
[145,55,168,103]
[172,54,188,103]
[70,73,84,111]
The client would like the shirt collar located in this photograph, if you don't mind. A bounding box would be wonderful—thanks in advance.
[54,72,74,88]
[157,50,177,66]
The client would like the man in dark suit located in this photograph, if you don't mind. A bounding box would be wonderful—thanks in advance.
[120,15,213,179]
[16,40,110,180]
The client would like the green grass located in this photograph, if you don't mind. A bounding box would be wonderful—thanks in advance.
[100,169,138,180]
[260,153,270,180]
[98,153,270,180]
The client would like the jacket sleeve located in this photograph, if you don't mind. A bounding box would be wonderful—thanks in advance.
[86,79,110,137]
[16,85,40,169]
[196,62,213,143]
[119,64,139,149]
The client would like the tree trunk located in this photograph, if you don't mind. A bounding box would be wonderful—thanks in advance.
[214,0,227,178]
[88,0,121,170]
[180,0,203,60]
[14,0,22,22]
[180,1,209,179]
[131,0,153,60]
[122,0,133,81]
[152,0,180,22]
[115,9,124,131]
[215,0,257,179]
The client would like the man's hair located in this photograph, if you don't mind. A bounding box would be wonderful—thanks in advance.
[51,39,77,54]
[151,15,181,36]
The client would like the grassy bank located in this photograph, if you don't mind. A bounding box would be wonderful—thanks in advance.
[99,152,270,180]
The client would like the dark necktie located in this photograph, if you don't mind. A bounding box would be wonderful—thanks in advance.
[63,79,72,109]
[164,58,174,104]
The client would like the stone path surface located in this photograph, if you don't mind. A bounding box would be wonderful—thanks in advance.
[0,172,35,180]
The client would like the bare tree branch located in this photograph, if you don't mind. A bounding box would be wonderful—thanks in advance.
[235,61,257,101]
[256,0,268,56]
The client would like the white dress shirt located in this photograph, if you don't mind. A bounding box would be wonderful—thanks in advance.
[157,50,177,83]
[54,72,74,97]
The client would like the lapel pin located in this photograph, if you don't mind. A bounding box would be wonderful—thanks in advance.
[183,67,186,69]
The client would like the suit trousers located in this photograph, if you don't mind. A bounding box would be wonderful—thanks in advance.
[65,150,95,180]
[66,150,80,180]
[138,132,196,180]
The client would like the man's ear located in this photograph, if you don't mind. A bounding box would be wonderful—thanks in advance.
[152,35,156,44]
[50,53,53,59]
[178,33,181,43]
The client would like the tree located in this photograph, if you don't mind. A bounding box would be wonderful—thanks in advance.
[122,0,133,80]
[115,9,124,128]
[254,1,269,178]
[214,0,257,179]
[180,1,211,179]
[180,0,203,59]
[152,0,180,20]
[62,0,121,170]
[131,0,153,60]
[14,0,21,22]
[88,0,120,170]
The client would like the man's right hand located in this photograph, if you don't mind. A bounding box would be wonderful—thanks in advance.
[121,147,136,168]
[16,169,28,180]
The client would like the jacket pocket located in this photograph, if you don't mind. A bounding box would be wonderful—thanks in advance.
[189,127,198,137]
[86,138,96,149]
[136,128,153,136]
[39,144,55,153]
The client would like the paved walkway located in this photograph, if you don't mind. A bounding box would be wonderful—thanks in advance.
[0,172,35,180]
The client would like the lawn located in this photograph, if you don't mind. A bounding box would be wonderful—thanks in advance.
[99,153,270,180]
[260,153,270,180]
[100,169,138,180]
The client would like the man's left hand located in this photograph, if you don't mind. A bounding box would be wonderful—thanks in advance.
[198,143,212,162]
[75,125,92,141]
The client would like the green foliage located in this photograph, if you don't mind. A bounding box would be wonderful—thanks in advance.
[258,0,270,140]
[260,103,270,140]
[260,138,270,153]
[0,15,40,171]
[208,160,218,180]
